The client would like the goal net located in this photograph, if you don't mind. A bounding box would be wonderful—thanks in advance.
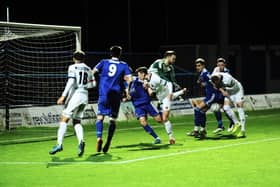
[0,21,81,107]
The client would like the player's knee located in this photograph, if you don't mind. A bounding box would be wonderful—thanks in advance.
[236,102,243,108]
[97,115,104,121]
[154,115,162,123]
[139,117,147,126]
[139,119,147,126]
[223,104,231,111]
[197,101,209,111]
[60,115,69,123]
[109,118,116,125]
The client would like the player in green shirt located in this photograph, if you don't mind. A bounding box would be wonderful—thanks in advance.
[148,50,181,91]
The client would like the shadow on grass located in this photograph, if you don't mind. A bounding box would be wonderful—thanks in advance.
[47,153,122,168]
[86,153,122,162]
[46,156,79,168]
[195,134,238,141]
[114,142,171,151]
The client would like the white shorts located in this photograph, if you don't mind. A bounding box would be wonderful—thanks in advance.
[62,92,88,120]
[226,83,244,103]
[161,97,171,111]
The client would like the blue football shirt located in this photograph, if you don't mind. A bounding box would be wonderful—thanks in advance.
[94,58,131,96]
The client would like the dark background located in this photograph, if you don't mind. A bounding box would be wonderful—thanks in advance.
[1,0,280,95]
[1,0,280,52]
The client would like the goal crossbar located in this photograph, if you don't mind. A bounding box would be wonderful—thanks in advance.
[0,21,81,46]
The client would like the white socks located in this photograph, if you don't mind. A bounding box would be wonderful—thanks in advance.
[237,107,246,131]
[57,122,67,146]
[172,89,185,100]
[223,105,238,124]
[57,122,84,146]
[74,124,84,144]
[164,120,174,139]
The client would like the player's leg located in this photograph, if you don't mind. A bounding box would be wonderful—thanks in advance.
[73,104,86,144]
[73,119,84,144]
[146,103,162,143]
[234,88,246,137]
[161,97,175,144]
[212,92,226,133]
[95,116,104,152]
[101,118,116,153]
[172,88,187,100]
[102,93,121,153]
[49,95,83,155]
[236,104,246,137]
[187,99,199,136]
[194,101,208,138]
[96,96,108,152]
[223,98,240,134]
[139,116,161,143]
[73,103,87,156]
[224,110,235,132]
[136,105,161,143]
[49,116,69,155]
[57,116,69,146]
[188,94,214,138]
[223,98,238,124]
[213,110,224,133]
[73,118,85,157]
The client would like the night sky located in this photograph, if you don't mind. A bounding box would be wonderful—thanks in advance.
[1,0,280,52]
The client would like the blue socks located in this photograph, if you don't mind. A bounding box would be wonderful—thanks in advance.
[96,119,116,142]
[214,111,224,128]
[143,125,158,139]
[96,120,103,139]
[194,107,206,128]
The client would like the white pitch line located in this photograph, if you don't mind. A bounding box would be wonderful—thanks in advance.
[1,137,280,166]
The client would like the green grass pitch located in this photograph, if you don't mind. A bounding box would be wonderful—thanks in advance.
[0,109,280,187]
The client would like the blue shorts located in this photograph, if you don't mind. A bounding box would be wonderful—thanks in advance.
[203,90,224,107]
[97,93,121,118]
[134,102,159,119]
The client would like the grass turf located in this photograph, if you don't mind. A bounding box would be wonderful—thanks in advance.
[0,109,280,187]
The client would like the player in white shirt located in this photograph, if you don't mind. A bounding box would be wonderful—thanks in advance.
[145,71,187,144]
[212,57,230,74]
[210,72,246,137]
[49,50,96,156]
[212,57,235,133]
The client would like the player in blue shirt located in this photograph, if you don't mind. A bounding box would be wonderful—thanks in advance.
[127,66,162,144]
[93,45,132,153]
[187,58,225,139]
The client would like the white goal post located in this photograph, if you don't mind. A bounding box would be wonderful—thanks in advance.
[0,21,82,130]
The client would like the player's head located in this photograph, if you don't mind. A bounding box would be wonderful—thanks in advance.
[195,58,205,72]
[135,66,148,80]
[163,50,176,65]
[110,45,122,58]
[216,57,226,71]
[210,74,222,86]
[73,50,85,63]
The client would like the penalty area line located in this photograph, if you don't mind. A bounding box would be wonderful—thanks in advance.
[1,137,280,166]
